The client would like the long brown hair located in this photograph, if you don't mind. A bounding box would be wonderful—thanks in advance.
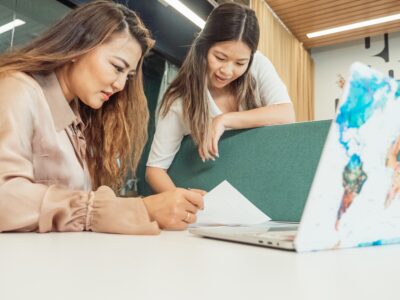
[0,0,154,191]
[160,2,260,150]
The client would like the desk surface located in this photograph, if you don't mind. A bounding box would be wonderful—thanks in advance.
[0,230,398,300]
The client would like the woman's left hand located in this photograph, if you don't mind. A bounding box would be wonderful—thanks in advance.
[198,114,226,161]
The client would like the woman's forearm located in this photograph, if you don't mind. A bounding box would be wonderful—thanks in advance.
[221,103,296,129]
[145,166,176,193]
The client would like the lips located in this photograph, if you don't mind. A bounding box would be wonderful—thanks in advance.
[215,74,230,83]
[101,91,113,101]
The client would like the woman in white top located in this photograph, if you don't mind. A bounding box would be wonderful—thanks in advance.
[146,3,295,193]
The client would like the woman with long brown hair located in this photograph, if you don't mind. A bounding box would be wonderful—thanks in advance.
[0,0,203,233]
[146,3,296,193]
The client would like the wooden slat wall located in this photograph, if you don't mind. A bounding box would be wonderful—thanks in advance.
[265,0,400,48]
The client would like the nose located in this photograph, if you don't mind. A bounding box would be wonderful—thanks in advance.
[220,63,233,77]
[111,74,127,92]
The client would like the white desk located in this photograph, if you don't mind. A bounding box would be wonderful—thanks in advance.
[0,231,398,300]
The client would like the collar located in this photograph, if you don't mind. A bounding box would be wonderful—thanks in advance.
[33,72,77,131]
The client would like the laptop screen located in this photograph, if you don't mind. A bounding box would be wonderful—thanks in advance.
[296,62,400,252]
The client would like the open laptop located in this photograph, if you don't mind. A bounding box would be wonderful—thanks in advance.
[190,62,400,252]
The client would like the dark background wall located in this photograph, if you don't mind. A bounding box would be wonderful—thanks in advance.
[65,0,214,65]
[128,0,213,65]
[136,52,165,195]
[123,0,214,194]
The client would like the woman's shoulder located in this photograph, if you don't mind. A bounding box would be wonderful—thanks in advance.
[0,72,42,97]
[163,96,184,115]
[250,51,275,76]
[0,72,43,109]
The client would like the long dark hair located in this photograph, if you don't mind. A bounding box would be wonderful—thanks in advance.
[160,2,260,149]
[0,0,154,190]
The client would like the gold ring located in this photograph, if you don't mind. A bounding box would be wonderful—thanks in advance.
[184,212,191,223]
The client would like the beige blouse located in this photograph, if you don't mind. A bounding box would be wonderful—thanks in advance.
[0,71,160,234]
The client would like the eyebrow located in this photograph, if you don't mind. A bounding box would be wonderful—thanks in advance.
[214,50,250,62]
[113,56,136,72]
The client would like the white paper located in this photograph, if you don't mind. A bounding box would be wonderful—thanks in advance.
[192,180,271,226]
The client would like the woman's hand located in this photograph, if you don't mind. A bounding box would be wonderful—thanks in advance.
[198,114,226,162]
[143,188,204,230]
[188,188,207,196]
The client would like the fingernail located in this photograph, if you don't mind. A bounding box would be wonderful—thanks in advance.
[202,158,205,163]
[211,157,215,161]
[216,153,219,157]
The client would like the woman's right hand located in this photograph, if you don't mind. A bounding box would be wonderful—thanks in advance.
[143,188,204,230]
[198,115,226,162]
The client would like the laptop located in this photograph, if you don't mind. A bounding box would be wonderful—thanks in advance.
[190,62,400,252]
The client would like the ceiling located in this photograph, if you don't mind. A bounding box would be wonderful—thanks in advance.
[4,0,397,56]
[264,0,400,48]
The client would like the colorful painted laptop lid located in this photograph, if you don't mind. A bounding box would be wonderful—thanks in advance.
[295,62,400,252]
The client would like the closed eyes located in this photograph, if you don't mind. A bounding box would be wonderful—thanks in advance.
[112,63,124,73]
[112,63,136,80]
